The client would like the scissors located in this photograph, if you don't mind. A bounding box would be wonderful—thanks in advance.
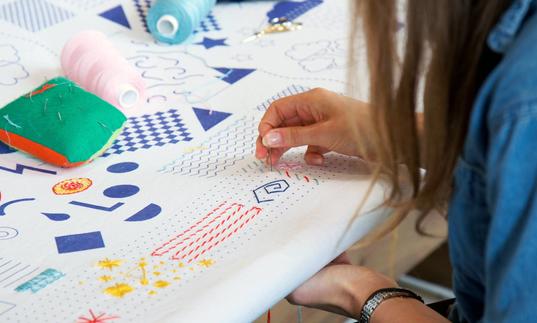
[243,17,303,43]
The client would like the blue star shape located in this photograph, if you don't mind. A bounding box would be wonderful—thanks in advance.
[195,37,228,49]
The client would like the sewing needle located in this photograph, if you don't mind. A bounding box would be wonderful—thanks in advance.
[268,148,273,172]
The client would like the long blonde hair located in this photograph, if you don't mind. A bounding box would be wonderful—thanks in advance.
[353,0,510,233]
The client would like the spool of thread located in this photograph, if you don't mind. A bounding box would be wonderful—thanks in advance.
[61,30,145,113]
[147,0,217,44]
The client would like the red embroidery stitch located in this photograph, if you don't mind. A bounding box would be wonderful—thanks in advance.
[153,201,262,263]
[77,309,118,323]
[188,207,262,262]
[151,202,244,257]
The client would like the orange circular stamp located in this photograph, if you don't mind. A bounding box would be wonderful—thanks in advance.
[52,178,93,195]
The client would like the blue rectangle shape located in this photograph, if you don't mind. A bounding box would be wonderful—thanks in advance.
[55,231,105,254]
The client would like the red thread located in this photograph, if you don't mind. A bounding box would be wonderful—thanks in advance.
[304,176,310,182]
[285,170,290,178]
[190,207,262,262]
[172,204,243,260]
[151,201,228,256]
[78,309,118,323]
[27,83,57,97]
[267,309,271,323]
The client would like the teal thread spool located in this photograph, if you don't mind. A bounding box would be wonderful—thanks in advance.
[147,0,217,44]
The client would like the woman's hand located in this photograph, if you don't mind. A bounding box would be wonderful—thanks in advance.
[255,88,373,166]
[287,253,398,318]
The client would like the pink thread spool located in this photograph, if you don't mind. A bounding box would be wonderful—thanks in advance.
[61,31,145,113]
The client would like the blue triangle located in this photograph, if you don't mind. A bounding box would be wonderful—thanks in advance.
[100,5,131,29]
[0,141,15,154]
[213,67,255,85]
[192,107,231,131]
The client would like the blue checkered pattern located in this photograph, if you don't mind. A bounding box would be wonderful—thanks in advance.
[102,109,192,157]
[194,13,221,33]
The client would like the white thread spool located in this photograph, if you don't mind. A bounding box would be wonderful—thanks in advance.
[157,14,180,38]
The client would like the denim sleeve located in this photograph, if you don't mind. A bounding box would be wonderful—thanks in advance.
[483,105,537,322]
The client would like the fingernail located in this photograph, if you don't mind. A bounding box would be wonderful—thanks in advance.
[262,131,282,147]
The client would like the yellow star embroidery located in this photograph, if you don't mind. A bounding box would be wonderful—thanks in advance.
[99,275,113,282]
[98,258,122,271]
[104,283,134,298]
[154,280,170,288]
[198,259,215,268]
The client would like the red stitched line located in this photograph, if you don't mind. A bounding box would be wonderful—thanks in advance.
[172,204,243,260]
[189,207,262,262]
[151,201,227,256]
[285,170,290,178]
[304,176,310,182]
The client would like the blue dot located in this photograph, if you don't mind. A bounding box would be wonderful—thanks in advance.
[107,162,139,173]
[0,142,15,154]
[103,185,140,198]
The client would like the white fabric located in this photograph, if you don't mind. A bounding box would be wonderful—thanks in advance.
[0,1,390,322]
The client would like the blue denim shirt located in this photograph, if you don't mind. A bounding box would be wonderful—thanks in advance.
[448,0,537,322]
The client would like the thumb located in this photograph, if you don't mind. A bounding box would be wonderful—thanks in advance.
[262,123,327,149]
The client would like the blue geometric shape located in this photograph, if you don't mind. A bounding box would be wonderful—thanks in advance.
[41,212,70,221]
[0,0,75,32]
[192,107,231,131]
[55,231,105,254]
[107,162,139,173]
[69,201,124,212]
[0,142,15,154]
[194,12,221,33]
[102,109,192,157]
[195,37,228,49]
[125,203,162,222]
[132,0,149,32]
[103,185,140,198]
[213,67,256,85]
[0,198,36,216]
[253,180,290,203]
[99,5,131,29]
[267,0,323,21]
[0,163,56,175]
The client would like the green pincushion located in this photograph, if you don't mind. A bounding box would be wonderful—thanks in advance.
[0,77,126,167]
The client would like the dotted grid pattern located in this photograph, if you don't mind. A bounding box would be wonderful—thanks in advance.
[5,147,363,322]
[256,84,309,111]
[3,118,365,323]
[102,109,193,157]
[132,0,220,34]
[0,0,75,32]
[157,116,257,178]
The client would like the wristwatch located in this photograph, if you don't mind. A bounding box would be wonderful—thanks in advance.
[358,288,424,323]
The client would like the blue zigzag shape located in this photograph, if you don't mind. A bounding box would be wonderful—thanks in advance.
[0,163,57,175]
[133,0,149,32]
